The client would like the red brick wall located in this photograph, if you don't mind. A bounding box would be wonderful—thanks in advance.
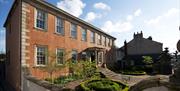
[24,1,114,79]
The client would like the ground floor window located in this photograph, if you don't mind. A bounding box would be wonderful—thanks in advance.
[72,50,78,63]
[56,49,64,65]
[36,46,47,66]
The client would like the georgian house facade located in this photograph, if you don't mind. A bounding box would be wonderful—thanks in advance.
[4,0,116,90]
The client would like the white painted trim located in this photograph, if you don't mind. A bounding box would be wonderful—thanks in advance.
[34,8,37,29]
[34,8,48,30]
[56,48,64,65]
[34,45,47,67]
[55,16,64,35]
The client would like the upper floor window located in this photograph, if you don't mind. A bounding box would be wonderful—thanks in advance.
[106,38,110,47]
[71,23,77,39]
[56,49,64,65]
[81,27,87,41]
[56,17,64,35]
[72,50,78,63]
[97,34,101,45]
[90,31,95,43]
[109,39,111,47]
[36,46,47,66]
[102,36,105,46]
[35,9,47,30]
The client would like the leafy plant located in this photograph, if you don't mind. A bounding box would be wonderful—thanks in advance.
[40,52,65,83]
[80,78,129,91]
[142,56,153,65]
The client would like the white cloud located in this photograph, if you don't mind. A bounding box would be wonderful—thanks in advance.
[134,9,142,16]
[101,21,133,33]
[85,12,102,22]
[94,2,111,11]
[56,0,86,17]
[126,15,133,21]
[101,9,143,33]
[145,8,179,26]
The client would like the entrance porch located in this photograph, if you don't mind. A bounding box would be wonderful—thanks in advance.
[84,47,106,67]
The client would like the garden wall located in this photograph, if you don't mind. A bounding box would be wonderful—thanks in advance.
[22,75,64,91]
[129,75,180,91]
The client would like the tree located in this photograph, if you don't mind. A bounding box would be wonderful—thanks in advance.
[142,56,153,65]
[40,52,65,83]
[142,56,153,73]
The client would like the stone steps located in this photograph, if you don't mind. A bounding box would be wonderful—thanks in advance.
[99,68,150,86]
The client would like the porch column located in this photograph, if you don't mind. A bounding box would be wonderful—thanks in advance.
[103,50,106,68]
[95,50,98,66]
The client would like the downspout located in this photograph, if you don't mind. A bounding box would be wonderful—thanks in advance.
[20,0,22,90]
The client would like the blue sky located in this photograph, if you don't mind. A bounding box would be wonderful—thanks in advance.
[0,0,179,52]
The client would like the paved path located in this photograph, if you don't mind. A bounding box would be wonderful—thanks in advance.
[99,68,150,86]
[65,79,84,90]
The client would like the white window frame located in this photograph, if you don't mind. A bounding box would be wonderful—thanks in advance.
[90,31,95,43]
[34,8,48,30]
[35,45,48,66]
[70,23,77,39]
[81,27,87,41]
[56,48,64,65]
[55,16,64,35]
[97,34,101,45]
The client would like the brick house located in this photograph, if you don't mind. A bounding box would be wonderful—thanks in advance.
[4,0,116,91]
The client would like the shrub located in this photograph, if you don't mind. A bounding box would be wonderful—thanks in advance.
[121,70,146,75]
[79,78,129,91]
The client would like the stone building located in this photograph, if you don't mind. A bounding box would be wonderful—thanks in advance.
[3,0,116,90]
[117,31,163,68]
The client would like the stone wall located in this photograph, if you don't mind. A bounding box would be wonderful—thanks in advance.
[130,76,180,91]
[22,75,64,91]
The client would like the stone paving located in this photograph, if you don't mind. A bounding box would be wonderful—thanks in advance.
[99,68,150,86]
[65,79,84,90]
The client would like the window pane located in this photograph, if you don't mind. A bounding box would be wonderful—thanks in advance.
[71,23,77,38]
[57,49,64,64]
[97,34,101,45]
[81,28,87,41]
[36,9,46,30]
[56,17,64,34]
[90,31,95,43]
[36,46,47,65]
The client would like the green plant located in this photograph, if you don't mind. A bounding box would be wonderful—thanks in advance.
[40,52,65,83]
[66,60,97,79]
[79,78,129,91]
[142,56,153,65]
[121,70,146,75]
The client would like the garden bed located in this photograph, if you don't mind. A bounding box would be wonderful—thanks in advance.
[79,78,129,91]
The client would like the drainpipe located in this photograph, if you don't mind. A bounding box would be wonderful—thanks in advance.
[95,51,98,66]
